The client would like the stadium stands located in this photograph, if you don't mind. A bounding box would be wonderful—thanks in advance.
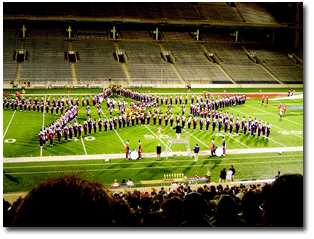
[4,174,303,227]
[3,2,303,88]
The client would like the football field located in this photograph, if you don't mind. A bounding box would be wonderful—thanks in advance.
[3,88,304,194]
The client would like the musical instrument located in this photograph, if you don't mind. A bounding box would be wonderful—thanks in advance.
[129,149,139,160]
[215,147,224,157]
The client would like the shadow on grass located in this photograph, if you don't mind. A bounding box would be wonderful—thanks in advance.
[3,171,19,183]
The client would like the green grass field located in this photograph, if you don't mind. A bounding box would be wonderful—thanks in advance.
[3,88,304,194]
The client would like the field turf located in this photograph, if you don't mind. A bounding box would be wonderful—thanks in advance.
[3,88,303,194]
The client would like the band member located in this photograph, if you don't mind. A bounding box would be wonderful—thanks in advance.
[118,115,123,129]
[210,139,215,156]
[158,113,163,126]
[86,106,90,117]
[266,95,269,105]
[229,121,233,134]
[218,118,222,133]
[146,112,151,125]
[224,120,228,133]
[38,132,45,148]
[212,118,216,132]
[181,115,186,129]
[83,120,88,136]
[152,112,157,126]
[193,117,197,131]
[64,125,69,142]
[257,123,262,138]
[88,118,93,135]
[187,116,191,130]
[205,117,210,131]
[243,121,248,136]
[164,114,169,127]
[104,118,108,133]
[98,118,103,133]
[138,141,142,159]
[266,123,271,138]
[125,141,130,160]
[57,127,62,144]
[262,94,265,104]
[235,120,240,136]
[93,119,97,134]
[73,122,78,138]
[199,118,204,131]
[169,114,174,129]
[69,124,73,140]
[222,137,226,156]
[181,104,185,115]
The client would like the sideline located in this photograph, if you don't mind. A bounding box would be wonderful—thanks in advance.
[3,146,303,163]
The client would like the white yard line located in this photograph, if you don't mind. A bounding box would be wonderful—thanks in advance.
[223,133,251,149]
[81,137,87,155]
[261,135,287,147]
[100,111,126,147]
[183,129,209,148]
[40,95,47,157]
[246,104,303,127]
[3,110,16,138]
[144,125,172,152]
[3,159,303,175]
[231,107,303,140]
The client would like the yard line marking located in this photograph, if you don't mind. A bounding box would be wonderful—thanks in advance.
[100,111,125,147]
[3,159,303,175]
[4,154,303,170]
[114,130,126,147]
[81,137,87,155]
[246,104,303,127]
[183,129,208,148]
[144,125,172,152]
[3,110,16,138]
[223,133,251,148]
[261,135,286,147]
[231,107,303,140]
[40,95,47,157]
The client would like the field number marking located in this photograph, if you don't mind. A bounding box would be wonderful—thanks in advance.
[144,134,171,139]
[84,136,95,141]
[4,139,16,143]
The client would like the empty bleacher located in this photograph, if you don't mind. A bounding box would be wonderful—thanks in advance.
[204,42,279,84]
[245,45,303,84]
[20,39,72,84]
[118,41,181,85]
[236,2,278,24]
[3,29,20,84]
[198,2,243,24]
[161,41,232,84]
[73,39,126,84]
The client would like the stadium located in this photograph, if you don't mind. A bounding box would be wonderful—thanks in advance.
[3,2,303,227]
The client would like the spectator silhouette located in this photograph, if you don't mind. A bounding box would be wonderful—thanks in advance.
[162,196,184,227]
[179,192,213,227]
[261,173,303,227]
[12,176,114,227]
[210,194,248,227]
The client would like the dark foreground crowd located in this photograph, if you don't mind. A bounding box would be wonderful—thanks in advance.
[3,173,303,228]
